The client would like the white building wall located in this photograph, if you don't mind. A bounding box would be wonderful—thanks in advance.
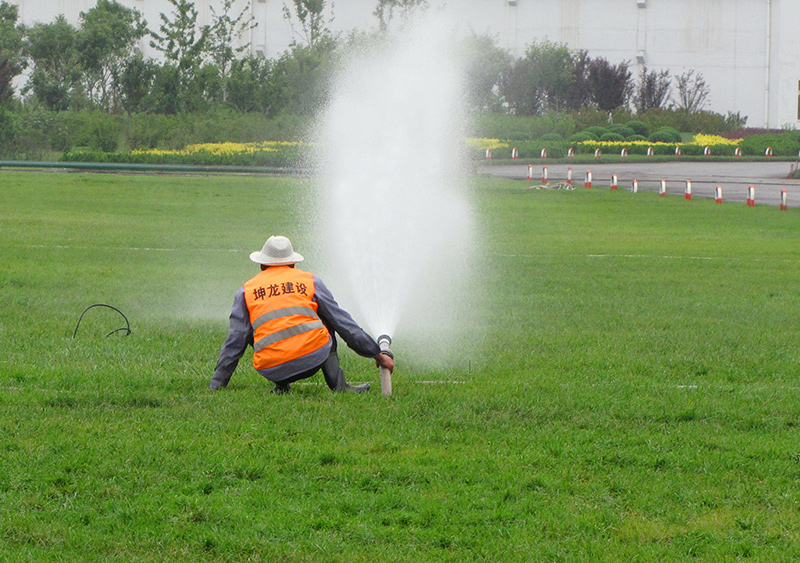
[9,0,800,128]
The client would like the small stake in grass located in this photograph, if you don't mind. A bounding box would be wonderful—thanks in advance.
[631,179,639,193]
[685,180,692,200]
[659,180,667,197]
[747,185,755,207]
[780,189,787,210]
[566,167,573,185]
[584,170,592,189]
[611,174,618,190]
[715,185,723,204]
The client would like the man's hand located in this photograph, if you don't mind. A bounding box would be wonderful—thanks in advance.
[375,353,394,374]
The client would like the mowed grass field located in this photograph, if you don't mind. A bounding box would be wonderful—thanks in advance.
[1,170,799,562]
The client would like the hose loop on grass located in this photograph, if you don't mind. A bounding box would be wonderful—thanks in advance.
[72,304,131,338]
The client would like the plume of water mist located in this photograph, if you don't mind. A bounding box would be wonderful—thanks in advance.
[310,14,482,366]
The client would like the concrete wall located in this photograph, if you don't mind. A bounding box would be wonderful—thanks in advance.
[10,0,800,128]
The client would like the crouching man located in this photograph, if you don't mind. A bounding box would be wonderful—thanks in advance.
[210,235,394,393]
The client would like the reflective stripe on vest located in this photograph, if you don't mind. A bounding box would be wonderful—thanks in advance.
[243,267,330,370]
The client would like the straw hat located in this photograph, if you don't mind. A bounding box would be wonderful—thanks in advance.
[249,235,304,265]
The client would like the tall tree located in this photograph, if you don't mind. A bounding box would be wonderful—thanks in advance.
[500,55,542,116]
[226,55,274,113]
[0,49,20,106]
[271,37,337,115]
[501,41,580,115]
[0,1,25,70]
[118,53,158,114]
[150,0,209,77]
[23,16,82,110]
[78,0,147,110]
[373,0,428,31]
[587,57,632,111]
[208,0,257,102]
[461,32,510,113]
[675,70,710,112]
[633,67,671,113]
[282,0,332,47]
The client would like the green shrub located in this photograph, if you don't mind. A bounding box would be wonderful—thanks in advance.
[626,120,650,137]
[608,124,636,138]
[585,126,609,138]
[649,127,682,143]
[739,132,800,156]
[0,108,16,157]
[568,131,598,144]
[470,112,578,141]
[600,132,625,142]
[539,133,564,142]
[629,134,648,142]
[75,111,121,153]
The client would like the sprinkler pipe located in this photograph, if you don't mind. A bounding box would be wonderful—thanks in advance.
[0,160,306,175]
[377,334,394,396]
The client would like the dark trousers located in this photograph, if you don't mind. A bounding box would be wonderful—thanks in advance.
[276,333,347,391]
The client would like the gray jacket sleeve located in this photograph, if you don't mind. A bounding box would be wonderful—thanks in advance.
[210,288,253,390]
[313,277,381,358]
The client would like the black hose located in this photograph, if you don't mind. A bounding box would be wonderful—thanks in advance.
[72,304,131,338]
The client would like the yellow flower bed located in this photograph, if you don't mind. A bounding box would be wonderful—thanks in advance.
[693,134,743,146]
[466,138,509,151]
[133,141,304,156]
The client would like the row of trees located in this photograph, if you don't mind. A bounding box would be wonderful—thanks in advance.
[1,0,713,120]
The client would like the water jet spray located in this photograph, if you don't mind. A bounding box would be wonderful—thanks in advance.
[377,334,393,396]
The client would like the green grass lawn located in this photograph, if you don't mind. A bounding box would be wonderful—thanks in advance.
[1,170,799,562]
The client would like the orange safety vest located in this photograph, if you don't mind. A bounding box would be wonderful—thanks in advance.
[242,266,330,371]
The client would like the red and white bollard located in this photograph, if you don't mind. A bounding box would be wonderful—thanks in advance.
[675,145,682,156]
[647,146,654,157]
[485,148,492,160]
[594,148,602,160]
[780,189,787,210]
[584,170,592,189]
[685,180,692,200]
[611,174,618,190]
[659,180,667,197]
[715,185,723,204]
[526,164,534,180]
[566,167,573,185]
[511,147,519,159]
[567,147,574,159]
[734,147,742,158]
[631,179,639,193]
[620,147,628,158]
[703,146,711,157]
[541,166,548,184]
[747,185,755,207]
[765,147,774,158]
[540,148,548,159]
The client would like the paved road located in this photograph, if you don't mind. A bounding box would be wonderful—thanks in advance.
[477,161,800,208]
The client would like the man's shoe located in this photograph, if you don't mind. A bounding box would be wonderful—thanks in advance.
[271,383,291,394]
[344,382,370,393]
